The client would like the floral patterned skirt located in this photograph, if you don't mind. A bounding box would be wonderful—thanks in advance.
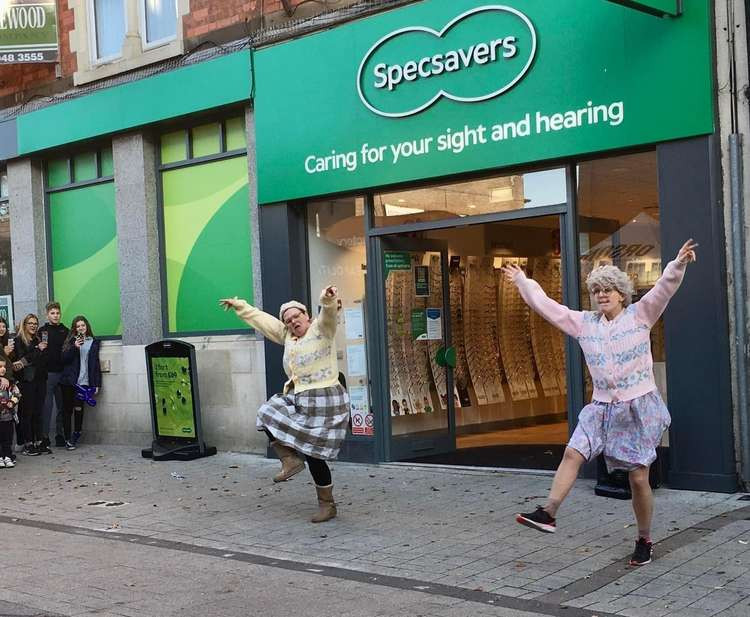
[568,390,670,472]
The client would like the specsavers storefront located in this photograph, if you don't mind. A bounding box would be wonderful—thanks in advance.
[254,0,737,492]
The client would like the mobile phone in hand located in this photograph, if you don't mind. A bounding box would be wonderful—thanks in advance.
[41,331,48,343]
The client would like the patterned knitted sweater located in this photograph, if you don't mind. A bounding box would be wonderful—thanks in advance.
[233,290,340,394]
[513,259,687,403]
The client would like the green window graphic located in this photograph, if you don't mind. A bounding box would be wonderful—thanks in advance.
[162,155,252,333]
[48,180,122,336]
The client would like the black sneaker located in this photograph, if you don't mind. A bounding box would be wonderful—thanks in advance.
[38,440,52,454]
[65,441,76,451]
[516,506,556,533]
[21,445,40,457]
[630,537,653,566]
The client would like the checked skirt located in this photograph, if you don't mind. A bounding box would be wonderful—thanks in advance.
[256,384,350,460]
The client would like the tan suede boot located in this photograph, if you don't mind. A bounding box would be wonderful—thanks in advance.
[311,484,337,523]
[271,442,305,483]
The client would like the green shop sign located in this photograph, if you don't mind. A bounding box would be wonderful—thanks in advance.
[0,1,58,63]
[255,0,713,204]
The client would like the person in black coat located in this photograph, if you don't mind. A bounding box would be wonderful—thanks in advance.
[60,315,101,449]
[39,302,69,448]
[10,314,49,456]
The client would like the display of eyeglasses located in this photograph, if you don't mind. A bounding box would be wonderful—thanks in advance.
[464,256,506,405]
[387,252,567,420]
[427,255,453,409]
[385,262,432,416]
[528,257,567,397]
[496,257,538,401]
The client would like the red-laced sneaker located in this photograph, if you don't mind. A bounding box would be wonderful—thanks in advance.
[629,537,653,566]
[516,506,557,533]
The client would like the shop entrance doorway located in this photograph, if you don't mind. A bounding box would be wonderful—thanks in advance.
[378,215,569,469]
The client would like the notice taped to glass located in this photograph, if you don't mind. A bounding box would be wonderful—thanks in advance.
[151,357,196,438]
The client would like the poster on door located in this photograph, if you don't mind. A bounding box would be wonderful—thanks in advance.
[349,385,373,435]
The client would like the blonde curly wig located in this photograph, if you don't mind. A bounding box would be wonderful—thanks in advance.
[585,265,634,307]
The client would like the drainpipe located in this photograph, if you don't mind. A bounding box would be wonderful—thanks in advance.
[730,134,750,488]
[725,0,750,487]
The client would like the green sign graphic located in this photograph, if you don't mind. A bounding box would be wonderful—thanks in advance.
[49,182,122,337]
[358,6,535,118]
[384,251,412,274]
[411,309,427,340]
[255,0,713,204]
[151,357,196,438]
[0,1,59,63]
[161,156,253,334]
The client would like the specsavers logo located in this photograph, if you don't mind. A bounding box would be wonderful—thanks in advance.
[357,5,537,118]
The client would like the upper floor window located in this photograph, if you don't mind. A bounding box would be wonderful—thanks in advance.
[73,0,186,85]
[91,0,126,62]
[142,0,177,48]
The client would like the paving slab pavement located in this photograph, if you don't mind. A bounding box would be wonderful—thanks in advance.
[1,445,749,616]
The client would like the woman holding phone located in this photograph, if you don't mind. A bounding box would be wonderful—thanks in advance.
[60,316,101,450]
[10,314,48,455]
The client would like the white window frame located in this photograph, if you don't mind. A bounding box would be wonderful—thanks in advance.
[87,0,128,65]
[139,0,178,51]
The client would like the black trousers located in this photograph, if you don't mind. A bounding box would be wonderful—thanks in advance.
[18,380,46,445]
[264,429,332,486]
[0,421,13,458]
[61,385,83,440]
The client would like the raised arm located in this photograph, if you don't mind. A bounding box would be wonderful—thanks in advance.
[502,264,584,338]
[316,285,339,339]
[220,297,286,345]
[635,239,696,327]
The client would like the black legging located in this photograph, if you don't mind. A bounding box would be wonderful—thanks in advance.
[18,379,46,445]
[264,429,332,486]
[61,385,83,440]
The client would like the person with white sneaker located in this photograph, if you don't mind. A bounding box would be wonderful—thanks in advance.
[503,239,698,567]
[0,358,21,468]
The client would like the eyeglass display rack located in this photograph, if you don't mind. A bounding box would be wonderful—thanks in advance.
[386,264,432,416]
[427,254,451,409]
[449,268,471,394]
[496,257,538,400]
[527,257,567,397]
[386,253,568,417]
[464,256,506,405]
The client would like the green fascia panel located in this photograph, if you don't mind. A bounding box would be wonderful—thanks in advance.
[17,49,251,155]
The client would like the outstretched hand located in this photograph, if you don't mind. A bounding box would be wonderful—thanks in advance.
[219,297,242,311]
[676,239,699,264]
[500,263,525,283]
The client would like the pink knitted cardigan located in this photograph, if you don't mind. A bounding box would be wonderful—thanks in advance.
[513,260,687,403]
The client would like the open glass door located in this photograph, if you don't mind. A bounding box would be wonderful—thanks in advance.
[380,237,456,460]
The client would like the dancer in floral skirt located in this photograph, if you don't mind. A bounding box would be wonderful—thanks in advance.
[502,239,698,566]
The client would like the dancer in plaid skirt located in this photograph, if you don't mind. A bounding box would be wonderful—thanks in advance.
[502,239,697,567]
[220,285,350,523]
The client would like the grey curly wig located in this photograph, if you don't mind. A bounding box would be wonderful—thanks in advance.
[585,265,634,307]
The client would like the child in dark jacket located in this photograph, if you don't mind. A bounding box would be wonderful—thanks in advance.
[0,358,21,467]
[60,315,101,450]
